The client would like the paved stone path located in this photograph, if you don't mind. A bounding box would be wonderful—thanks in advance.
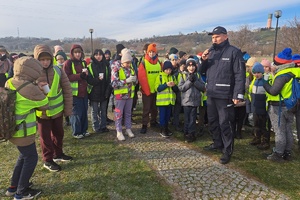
[118,129,289,200]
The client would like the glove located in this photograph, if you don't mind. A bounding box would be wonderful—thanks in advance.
[189,74,196,82]
[263,74,270,81]
[126,76,136,83]
[80,72,87,79]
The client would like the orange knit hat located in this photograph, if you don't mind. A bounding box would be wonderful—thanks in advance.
[147,43,157,53]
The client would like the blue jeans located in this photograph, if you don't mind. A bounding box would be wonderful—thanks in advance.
[158,105,172,127]
[90,100,108,131]
[11,142,38,195]
[70,96,88,136]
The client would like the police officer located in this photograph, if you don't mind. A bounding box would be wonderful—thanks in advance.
[200,26,246,164]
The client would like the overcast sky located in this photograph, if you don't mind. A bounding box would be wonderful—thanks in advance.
[1,0,299,41]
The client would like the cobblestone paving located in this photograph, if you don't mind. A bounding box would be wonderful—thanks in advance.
[118,129,289,200]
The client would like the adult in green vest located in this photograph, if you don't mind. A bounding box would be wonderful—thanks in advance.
[138,43,162,134]
[5,56,48,199]
[63,44,90,139]
[111,48,137,141]
[263,48,296,162]
[86,49,112,133]
[34,44,73,172]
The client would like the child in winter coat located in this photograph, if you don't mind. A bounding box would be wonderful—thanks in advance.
[111,48,137,141]
[5,56,49,199]
[155,61,178,137]
[178,58,205,142]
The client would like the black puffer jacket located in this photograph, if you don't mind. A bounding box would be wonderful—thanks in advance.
[200,39,246,99]
[86,57,112,102]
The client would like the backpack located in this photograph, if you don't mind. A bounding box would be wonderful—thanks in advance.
[279,74,300,112]
[0,81,31,141]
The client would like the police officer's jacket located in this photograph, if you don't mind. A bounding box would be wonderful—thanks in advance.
[200,39,246,100]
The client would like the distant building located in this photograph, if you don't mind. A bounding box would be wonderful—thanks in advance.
[267,13,272,29]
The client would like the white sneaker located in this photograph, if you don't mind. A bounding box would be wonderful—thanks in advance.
[73,134,84,139]
[125,129,135,138]
[83,132,90,137]
[117,131,125,141]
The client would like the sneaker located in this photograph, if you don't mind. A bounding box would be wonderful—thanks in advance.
[282,150,292,161]
[83,132,90,137]
[125,129,135,138]
[160,131,169,138]
[43,161,61,172]
[203,143,222,152]
[140,125,147,134]
[267,151,284,162]
[6,182,33,197]
[14,188,41,200]
[53,153,73,162]
[73,134,84,139]
[117,131,125,141]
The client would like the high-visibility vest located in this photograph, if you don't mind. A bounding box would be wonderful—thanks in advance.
[70,61,86,96]
[7,80,48,138]
[156,72,176,106]
[87,64,108,94]
[114,67,135,98]
[144,59,161,93]
[36,66,63,117]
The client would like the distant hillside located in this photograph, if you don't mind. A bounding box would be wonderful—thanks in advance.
[0,29,280,56]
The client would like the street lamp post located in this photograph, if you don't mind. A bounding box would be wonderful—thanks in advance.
[89,28,94,54]
[273,10,282,60]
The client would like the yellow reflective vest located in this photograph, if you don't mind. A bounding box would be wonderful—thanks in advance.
[7,80,48,138]
[36,66,63,117]
[144,59,161,93]
[114,67,135,98]
[155,72,176,106]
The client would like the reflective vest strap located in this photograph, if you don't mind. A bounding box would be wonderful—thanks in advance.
[15,109,35,121]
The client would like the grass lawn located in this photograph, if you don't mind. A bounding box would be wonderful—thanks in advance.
[1,104,299,199]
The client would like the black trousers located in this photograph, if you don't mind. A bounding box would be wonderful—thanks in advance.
[207,97,235,155]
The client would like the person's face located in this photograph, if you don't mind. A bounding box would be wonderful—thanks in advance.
[56,57,65,65]
[122,61,131,68]
[148,51,156,58]
[263,65,271,73]
[212,34,228,44]
[94,53,103,62]
[253,72,263,79]
[164,68,172,75]
[39,58,51,68]
[170,58,178,67]
[73,48,82,60]
[105,53,110,60]
[179,64,185,72]
[187,63,196,73]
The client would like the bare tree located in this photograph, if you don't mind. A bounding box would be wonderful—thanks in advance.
[278,16,300,53]
[229,25,257,54]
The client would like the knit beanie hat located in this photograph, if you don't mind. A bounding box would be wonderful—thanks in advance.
[121,48,132,63]
[105,50,111,55]
[163,61,173,71]
[260,58,271,67]
[169,54,178,60]
[169,47,178,55]
[0,45,9,56]
[179,59,186,66]
[246,57,257,67]
[186,58,197,67]
[54,45,64,55]
[147,43,157,53]
[243,53,251,62]
[55,50,67,61]
[292,54,300,64]
[252,62,264,74]
[116,44,125,54]
[274,47,293,65]
[179,51,186,58]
